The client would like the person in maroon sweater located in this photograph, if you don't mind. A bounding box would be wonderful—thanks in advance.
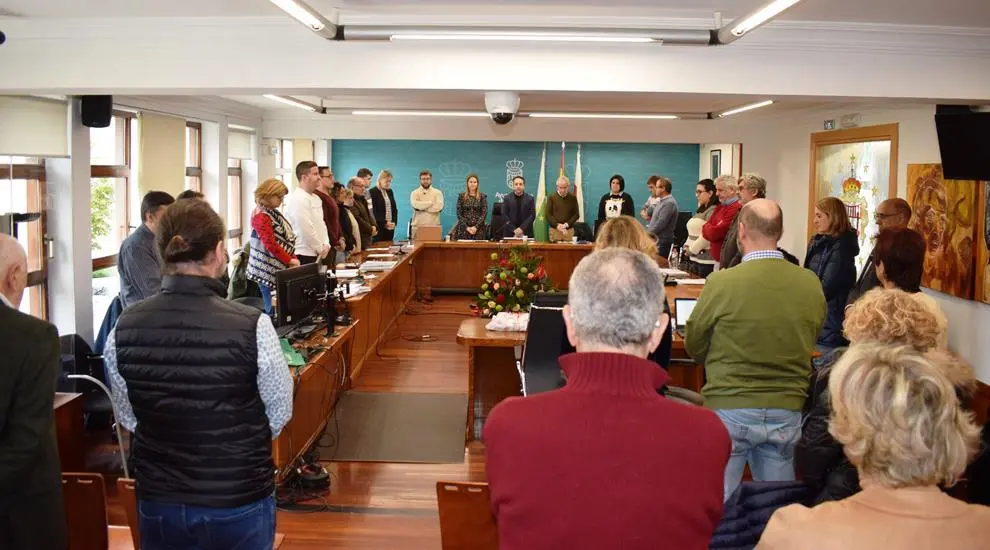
[317,167,346,263]
[484,248,731,550]
[702,174,743,265]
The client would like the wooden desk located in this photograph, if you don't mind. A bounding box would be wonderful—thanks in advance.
[54,392,85,472]
[274,323,356,475]
[415,241,594,292]
[454,282,709,441]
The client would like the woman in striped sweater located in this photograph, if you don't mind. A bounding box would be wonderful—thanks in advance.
[247,179,299,314]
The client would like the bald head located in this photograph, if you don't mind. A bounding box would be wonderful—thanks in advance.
[737,198,783,253]
[877,198,912,230]
[0,234,28,308]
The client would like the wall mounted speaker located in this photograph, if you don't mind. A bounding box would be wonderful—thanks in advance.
[81,95,113,128]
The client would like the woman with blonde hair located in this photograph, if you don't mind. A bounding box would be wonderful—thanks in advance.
[593,215,661,263]
[796,288,975,505]
[805,196,859,351]
[759,343,988,550]
[450,173,488,240]
[247,178,299,314]
[594,216,673,372]
[369,169,398,243]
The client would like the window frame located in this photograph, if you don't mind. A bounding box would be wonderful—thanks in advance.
[0,161,50,319]
[90,111,134,271]
[227,159,243,249]
[185,121,203,192]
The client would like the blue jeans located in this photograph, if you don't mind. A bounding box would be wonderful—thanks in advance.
[138,496,275,550]
[716,408,802,501]
[259,285,273,315]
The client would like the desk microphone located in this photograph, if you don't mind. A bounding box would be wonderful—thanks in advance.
[325,270,338,337]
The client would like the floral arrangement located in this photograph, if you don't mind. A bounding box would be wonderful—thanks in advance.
[475,245,553,317]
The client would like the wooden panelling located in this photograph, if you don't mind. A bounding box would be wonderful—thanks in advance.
[54,392,85,473]
[414,241,594,291]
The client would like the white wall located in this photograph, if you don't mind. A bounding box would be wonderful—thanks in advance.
[699,143,737,180]
[739,104,990,381]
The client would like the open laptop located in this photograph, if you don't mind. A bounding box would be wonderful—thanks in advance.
[673,298,698,338]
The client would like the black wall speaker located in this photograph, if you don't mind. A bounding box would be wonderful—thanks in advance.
[81,95,113,128]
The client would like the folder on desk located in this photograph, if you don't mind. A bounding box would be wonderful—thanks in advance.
[280,338,306,368]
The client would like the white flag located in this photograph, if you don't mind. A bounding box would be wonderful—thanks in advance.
[575,145,585,222]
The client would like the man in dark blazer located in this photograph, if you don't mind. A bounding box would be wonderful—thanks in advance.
[502,176,536,239]
[0,235,66,549]
[845,198,911,306]
[369,170,399,243]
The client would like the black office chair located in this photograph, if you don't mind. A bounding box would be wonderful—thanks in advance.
[59,334,130,477]
[489,202,508,241]
[673,211,693,249]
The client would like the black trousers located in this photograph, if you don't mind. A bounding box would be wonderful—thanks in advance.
[0,489,67,550]
[373,228,395,243]
[297,255,318,265]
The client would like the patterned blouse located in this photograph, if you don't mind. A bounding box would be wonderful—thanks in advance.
[451,192,489,240]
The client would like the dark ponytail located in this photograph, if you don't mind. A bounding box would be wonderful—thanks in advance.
[156,198,225,273]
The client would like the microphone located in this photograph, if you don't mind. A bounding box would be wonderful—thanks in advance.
[325,270,338,337]
[0,31,6,46]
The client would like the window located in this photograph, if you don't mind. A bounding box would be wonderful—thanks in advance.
[227,159,243,251]
[185,122,202,192]
[275,139,293,184]
[0,157,49,319]
[90,113,134,270]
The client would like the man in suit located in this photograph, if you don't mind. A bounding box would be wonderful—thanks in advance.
[502,175,536,239]
[0,234,67,549]
[845,198,912,306]
[369,169,399,243]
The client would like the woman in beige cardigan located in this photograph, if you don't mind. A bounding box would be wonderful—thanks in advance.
[758,343,990,550]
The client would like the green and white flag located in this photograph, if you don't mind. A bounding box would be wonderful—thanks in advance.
[533,142,548,241]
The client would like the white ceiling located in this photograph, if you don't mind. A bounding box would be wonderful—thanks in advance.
[3,0,989,27]
[219,90,919,116]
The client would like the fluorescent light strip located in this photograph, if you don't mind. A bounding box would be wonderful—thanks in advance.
[352,110,490,117]
[269,0,325,31]
[718,100,774,117]
[529,112,678,120]
[263,94,319,112]
[730,0,803,36]
[389,33,656,43]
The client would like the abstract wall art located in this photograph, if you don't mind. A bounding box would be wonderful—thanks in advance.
[906,163,979,300]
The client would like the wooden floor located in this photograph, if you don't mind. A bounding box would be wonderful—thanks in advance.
[101,296,485,549]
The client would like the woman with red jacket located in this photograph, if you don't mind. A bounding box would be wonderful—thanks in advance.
[702,175,743,266]
[247,178,299,314]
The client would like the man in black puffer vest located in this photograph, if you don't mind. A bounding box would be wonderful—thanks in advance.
[106,199,293,550]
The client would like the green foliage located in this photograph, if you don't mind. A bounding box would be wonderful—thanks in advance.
[475,244,554,318]
[90,179,114,250]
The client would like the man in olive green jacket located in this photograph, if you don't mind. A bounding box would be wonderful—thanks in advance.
[685,200,825,501]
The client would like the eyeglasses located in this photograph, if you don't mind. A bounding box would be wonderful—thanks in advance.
[874,212,894,222]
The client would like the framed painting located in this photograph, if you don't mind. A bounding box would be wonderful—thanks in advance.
[906,163,979,300]
[710,149,722,178]
[809,124,898,275]
[977,181,990,304]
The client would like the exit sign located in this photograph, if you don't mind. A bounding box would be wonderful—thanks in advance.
[824,120,836,130]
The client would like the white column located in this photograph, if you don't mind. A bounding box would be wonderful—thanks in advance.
[201,119,229,218]
[242,157,259,240]
[46,98,94,342]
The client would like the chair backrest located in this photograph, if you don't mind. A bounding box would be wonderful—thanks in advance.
[520,292,573,395]
[436,481,498,550]
[62,472,109,550]
[674,210,693,247]
[117,478,141,550]
[415,225,443,242]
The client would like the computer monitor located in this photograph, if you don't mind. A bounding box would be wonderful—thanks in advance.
[275,263,324,327]
[520,291,575,395]
[673,298,698,331]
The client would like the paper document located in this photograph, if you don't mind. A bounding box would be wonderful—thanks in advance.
[332,269,360,279]
[658,268,690,277]
[367,253,395,259]
[675,278,707,286]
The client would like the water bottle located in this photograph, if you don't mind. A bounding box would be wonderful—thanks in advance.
[669,246,680,270]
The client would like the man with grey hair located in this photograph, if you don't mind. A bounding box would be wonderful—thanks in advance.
[687,199,825,500]
[646,176,679,257]
[720,173,767,269]
[0,235,67,548]
[484,248,730,550]
[347,176,377,250]
[702,174,742,267]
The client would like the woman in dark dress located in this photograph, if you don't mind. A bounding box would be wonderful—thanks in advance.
[595,174,635,235]
[450,173,489,240]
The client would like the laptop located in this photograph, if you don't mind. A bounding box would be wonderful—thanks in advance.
[673,298,698,338]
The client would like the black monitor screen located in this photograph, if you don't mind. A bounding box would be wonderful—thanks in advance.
[275,263,323,326]
[935,110,990,181]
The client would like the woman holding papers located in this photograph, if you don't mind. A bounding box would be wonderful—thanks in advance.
[450,173,489,240]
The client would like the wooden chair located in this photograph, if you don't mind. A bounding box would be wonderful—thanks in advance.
[436,481,498,550]
[117,478,141,550]
[62,472,133,550]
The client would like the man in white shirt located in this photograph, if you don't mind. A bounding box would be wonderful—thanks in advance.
[409,169,444,239]
[283,161,330,264]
